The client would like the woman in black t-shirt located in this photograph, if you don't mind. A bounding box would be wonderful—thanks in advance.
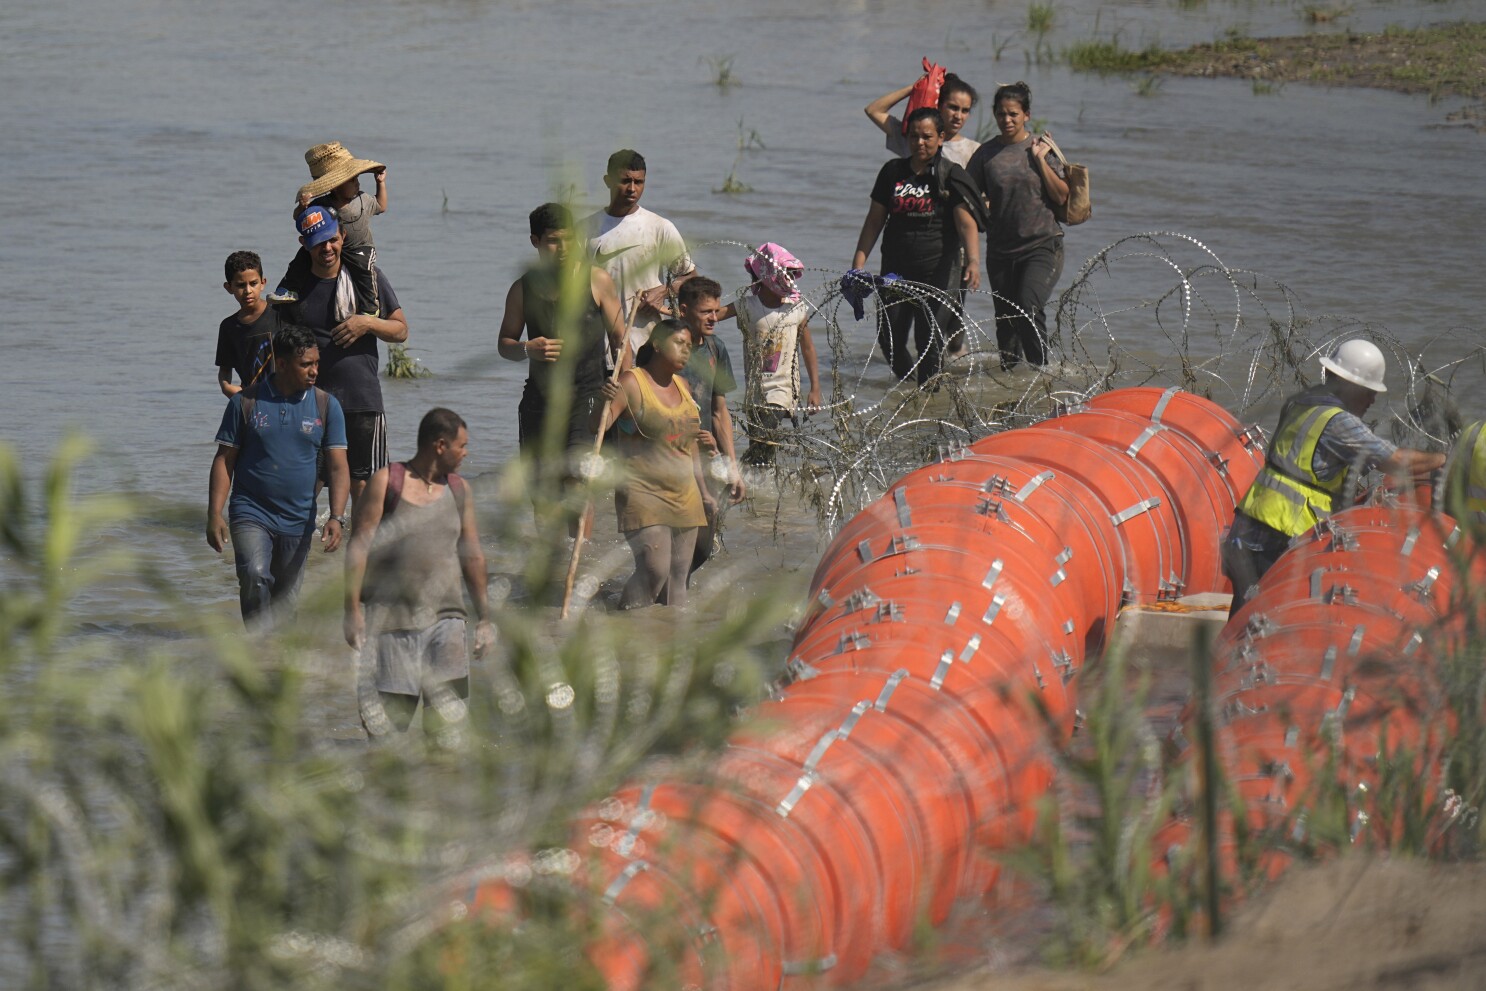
[851,107,981,387]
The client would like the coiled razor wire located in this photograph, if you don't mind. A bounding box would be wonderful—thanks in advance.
[681,233,1486,535]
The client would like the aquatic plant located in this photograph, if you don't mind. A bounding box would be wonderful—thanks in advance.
[385,342,433,378]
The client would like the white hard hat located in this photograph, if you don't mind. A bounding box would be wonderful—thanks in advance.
[1320,339,1387,393]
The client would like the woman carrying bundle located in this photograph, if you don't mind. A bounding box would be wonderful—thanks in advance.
[596,319,716,609]
[851,106,982,388]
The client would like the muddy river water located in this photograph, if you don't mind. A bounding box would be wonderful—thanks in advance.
[2,0,1484,639]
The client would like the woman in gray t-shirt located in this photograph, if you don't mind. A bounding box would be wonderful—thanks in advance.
[966,81,1068,370]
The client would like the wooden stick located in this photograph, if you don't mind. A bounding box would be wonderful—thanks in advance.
[560,297,638,618]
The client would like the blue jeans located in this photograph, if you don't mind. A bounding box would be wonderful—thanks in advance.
[230,519,314,626]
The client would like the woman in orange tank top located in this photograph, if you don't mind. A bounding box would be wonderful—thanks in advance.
[595,320,716,608]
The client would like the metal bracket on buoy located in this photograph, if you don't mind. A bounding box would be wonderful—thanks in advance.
[1322,583,1359,606]
[981,559,1004,591]
[893,488,912,527]
[982,594,1007,625]
[1320,645,1338,681]
[1404,566,1440,602]
[833,631,870,655]
[982,474,1015,496]
[944,601,962,625]
[1243,612,1276,640]
[603,860,650,905]
[836,700,872,739]
[1125,424,1164,458]
[873,669,909,712]
[1206,450,1231,476]
[1152,386,1180,423]
[1401,527,1420,558]
[1110,497,1161,526]
[873,602,904,623]
[1239,423,1268,449]
[1014,471,1054,503]
[959,635,982,663]
[932,650,954,689]
[1121,580,1137,605]
[1051,649,1076,684]
[784,656,820,682]
[843,588,881,613]
[1157,574,1185,601]
[1030,656,1045,690]
[1402,631,1424,657]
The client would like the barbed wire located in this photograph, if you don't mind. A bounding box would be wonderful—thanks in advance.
[681,233,1486,533]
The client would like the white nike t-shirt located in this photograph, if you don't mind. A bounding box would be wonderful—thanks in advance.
[586,206,694,353]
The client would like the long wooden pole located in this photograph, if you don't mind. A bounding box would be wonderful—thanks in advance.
[560,297,638,618]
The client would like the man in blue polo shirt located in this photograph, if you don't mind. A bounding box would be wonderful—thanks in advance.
[208,324,351,627]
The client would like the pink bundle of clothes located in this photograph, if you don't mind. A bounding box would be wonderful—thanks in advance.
[744,242,804,303]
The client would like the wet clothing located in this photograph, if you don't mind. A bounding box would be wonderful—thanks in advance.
[275,244,380,317]
[967,135,1067,368]
[737,294,810,411]
[966,135,1066,260]
[985,239,1061,369]
[214,376,347,534]
[587,206,693,354]
[869,153,977,385]
[275,267,401,414]
[620,525,699,610]
[369,617,469,699]
[680,334,737,435]
[614,369,707,532]
[516,264,609,460]
[215,306,283,390]
[361,484,468,632]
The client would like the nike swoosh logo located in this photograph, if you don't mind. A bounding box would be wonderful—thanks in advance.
[593,243,641,266]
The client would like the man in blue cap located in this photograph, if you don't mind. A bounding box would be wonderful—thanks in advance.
[274,205,409,506]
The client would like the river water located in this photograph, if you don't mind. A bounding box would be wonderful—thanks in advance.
[2,0,1484,630]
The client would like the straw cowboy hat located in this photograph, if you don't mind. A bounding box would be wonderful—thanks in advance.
[298,141,384,199]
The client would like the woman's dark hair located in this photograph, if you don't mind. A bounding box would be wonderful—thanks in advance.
[993,81,1032,113]
[529,202,574,238]
[272,324,318,361]
[905,106,945,134]
[939,73,978,108]
[635,318,689,366]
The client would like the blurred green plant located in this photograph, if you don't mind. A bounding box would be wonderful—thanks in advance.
[1005,645,1196,968]
[0,438,789,988]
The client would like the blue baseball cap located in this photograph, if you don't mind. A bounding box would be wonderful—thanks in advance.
[296,204,340,247]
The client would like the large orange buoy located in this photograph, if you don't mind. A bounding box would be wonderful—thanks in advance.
[972,427,1185,603]
[468,385,1312,988]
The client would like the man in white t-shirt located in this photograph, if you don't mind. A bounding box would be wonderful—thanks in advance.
[586,149,696,357]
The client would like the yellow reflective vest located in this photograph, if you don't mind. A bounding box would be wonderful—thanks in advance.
[1446,420,1486,526]
[1238,387,1348,537]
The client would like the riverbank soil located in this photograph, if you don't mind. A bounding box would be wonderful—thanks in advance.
[923,854,1486,991]
[1146,23,1486,129]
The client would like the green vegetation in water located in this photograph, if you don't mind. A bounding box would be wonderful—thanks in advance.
[1064,38,1168,72]
[385,342,432,378]
[1071,22,1486,108]
[702,53,737,89]
[714,117,765,194]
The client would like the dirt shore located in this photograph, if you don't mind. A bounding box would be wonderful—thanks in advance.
[919,855,1486,991]
[1139,22,1486,129]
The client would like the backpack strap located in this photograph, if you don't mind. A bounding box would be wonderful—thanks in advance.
[384,461,407,517]
[238,379,268,431]
[382,464,467,519]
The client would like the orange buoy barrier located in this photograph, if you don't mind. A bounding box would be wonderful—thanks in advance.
[1164,502,1481,900]
[468,386,1292,987]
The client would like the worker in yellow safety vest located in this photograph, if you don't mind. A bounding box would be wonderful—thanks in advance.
[1445,420,1486,528]
[1222,339,1447,618]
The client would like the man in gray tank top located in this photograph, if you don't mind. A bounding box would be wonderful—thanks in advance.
[343,408,495,735]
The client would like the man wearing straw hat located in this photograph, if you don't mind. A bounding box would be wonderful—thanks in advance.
[276,203,409,507]
[269,141,389,317]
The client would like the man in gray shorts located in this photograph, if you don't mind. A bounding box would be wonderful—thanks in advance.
[344,408,495,734]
